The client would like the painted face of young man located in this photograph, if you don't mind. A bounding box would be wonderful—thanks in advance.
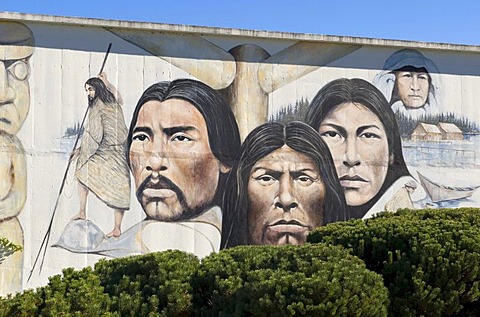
[395,71,430,109]
[129,98,229,221]
[318,102,389,207]
[247,145,325,246]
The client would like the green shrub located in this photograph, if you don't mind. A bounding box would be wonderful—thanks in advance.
[0,266,112,317]
[308,208,480,317]
[0,289,43,317]
[390,208,480,225]
[193,244,389,316]
[94,250,199,317]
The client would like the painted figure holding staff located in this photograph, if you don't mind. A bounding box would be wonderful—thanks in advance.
[70,72,130,237]
[28,44,131,280]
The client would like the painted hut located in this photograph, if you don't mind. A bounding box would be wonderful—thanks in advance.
[411,123,442,141]
[437,122,463,140]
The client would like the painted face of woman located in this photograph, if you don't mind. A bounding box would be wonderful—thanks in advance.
[318,102,389,206]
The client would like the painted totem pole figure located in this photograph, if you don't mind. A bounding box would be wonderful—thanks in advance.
[0,21,34,296]
[373,49,441,119]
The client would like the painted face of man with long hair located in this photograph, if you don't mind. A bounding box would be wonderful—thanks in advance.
[247,144,326,245]
[221,121,346,248]
[129,98,229,221]
[128,79,240,222]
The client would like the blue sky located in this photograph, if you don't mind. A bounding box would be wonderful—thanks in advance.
[2,0,480,45]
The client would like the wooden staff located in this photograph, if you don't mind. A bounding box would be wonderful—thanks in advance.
[98,43,112,75]
[28,43,113,282]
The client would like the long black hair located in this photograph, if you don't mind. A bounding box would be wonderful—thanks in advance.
[221,121,346,249]
[127,78,241,207]
[85,77,116,105]
[305,78,410,219]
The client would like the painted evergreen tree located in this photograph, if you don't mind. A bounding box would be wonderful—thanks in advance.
[63,121,84,138]
[269,97,310,123]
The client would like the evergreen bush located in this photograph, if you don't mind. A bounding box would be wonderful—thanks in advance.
[94,250,199,317]
[193,244,389,316]
[0,250,198,316]
[0,267,111,317]
[308,208,480,316]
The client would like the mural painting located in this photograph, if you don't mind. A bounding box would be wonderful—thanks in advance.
[1,14,480,295]
[0,21,34,295]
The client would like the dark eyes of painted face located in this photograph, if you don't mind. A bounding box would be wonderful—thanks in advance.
[399,72,429,81]
[253,172,316,187]
[172,135,192,142]
[320,127,382,141]
[295,175,316,186]
[418,74,429,81]
[360,132,380,139]
[255,174,276,185]
[131,131,196,144]
[297,175,313,182]
[321,131,341,138]
[132,133,149,142]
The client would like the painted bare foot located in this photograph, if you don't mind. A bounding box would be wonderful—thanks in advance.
[71,213,86,221]
[106,229,121,238]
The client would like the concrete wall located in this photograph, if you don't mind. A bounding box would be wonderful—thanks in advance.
[1,12,480,295]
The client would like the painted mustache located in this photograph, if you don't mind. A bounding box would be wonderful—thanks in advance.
[136,174,188,209]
